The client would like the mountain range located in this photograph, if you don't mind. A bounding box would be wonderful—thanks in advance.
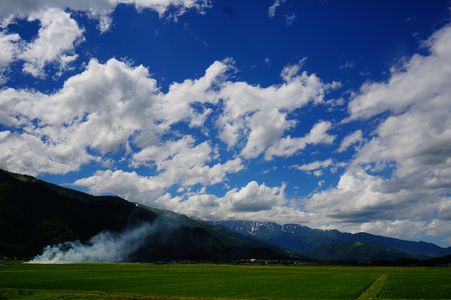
[209,220,451,263]
[1,168,450,264]
[0,169,289,262]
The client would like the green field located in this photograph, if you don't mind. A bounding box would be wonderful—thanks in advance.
[0,262,450,299]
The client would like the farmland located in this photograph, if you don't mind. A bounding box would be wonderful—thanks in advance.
[0,262,450,299]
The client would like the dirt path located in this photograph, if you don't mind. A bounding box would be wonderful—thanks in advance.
[357,273,388,300]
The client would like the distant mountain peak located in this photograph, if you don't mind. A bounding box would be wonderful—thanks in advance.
[210,220,451,263]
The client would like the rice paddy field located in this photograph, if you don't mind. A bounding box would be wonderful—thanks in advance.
[0,262,450,299]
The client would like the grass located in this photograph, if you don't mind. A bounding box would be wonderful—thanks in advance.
[378,267,451,299]
[357,273,387,300]
[0,262,449,299]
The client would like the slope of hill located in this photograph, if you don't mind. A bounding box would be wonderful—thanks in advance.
[210,220,451,263]
[0,169,290,262]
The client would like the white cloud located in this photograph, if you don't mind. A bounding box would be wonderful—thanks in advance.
[268,0,285,18]
[0,58,158,174]
[0,58,228,175]
[347,25,451,121]
[166,181,287,217]
[305,166,451,243]
[74,170,311,225]
[265,121,336,160]
[0,8,83,79]
[18,8,84,78]
[312,170,322,177]
[0,56,335,176]
[129,136,244,188]
[158,181,296,222]
[156,59,230,127]
[75,170,166,204]
[294,159,333,172]
[240,109,291,159]
[303,24,451,245]
[0,32,21,81]
[75,153,243,206]
[75,166,232,210]
[337,129,363,153]
[306,166,392,221]
[0,0,209,78]
[74,171,314,226]
[0,0,210,31]
[227,181,286,212]
[280,58,306,82]
[0,130,92,176]
[217,60,337,159]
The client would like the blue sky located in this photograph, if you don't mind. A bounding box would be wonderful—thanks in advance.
[0,0,450,246]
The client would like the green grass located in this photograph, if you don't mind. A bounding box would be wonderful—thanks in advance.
[357,273,387,300]
[0,262,449,299]
[378,267,451,299]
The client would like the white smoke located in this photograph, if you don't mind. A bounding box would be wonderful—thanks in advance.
[28,222,155,263]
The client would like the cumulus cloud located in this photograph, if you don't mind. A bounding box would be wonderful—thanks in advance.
[0,1,209,79]
[305,166,451,243]
[227,181,286,212]
[76,177,290,221]
[75,152,243,205]
[337,129,363,153]
[280,58,306,82]
[18,8,84,78]
[0,0,210,31]
[156,59,230,128]
[0,7,83,79]
[130,137,244,188]
[0,32,21,81]
[0,131,93,176]
[217,60,337,159]
[239,109,290,159]
[0,58,159,174]
[75,170,165,203]
[303,24,451,245]
[159,181,300,222]
[73,171,308,226]
[347,24,451,120]
[0,33,20,67]
[0,54,337,192]
[294,159,333,172]
[0,58,235,175]
[265,121,336,160]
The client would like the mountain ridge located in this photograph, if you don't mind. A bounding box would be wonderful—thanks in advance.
[2,168,449,264]
[209,220,451,263]
[0,169,291,262]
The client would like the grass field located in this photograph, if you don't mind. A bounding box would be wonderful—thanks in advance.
[0,262,450,299]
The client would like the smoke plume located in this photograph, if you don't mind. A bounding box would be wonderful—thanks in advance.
[28,222,155,263]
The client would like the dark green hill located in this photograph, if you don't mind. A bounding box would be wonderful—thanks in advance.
[210,220,451,263]
[0,169,290,262]
[419,254,451,266]
[311,241,412,263]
